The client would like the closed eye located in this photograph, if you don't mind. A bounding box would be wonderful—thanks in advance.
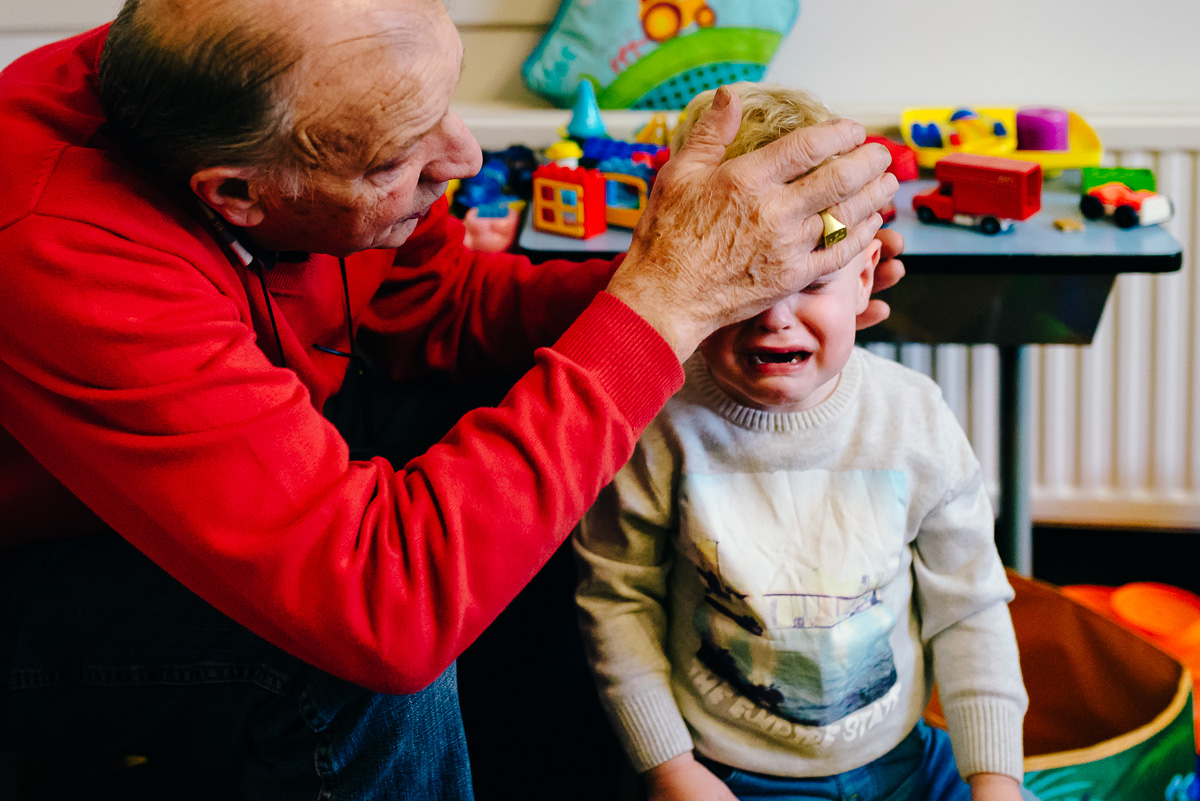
[367,162,404,179]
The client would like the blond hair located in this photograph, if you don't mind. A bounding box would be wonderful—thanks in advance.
[670,82,835,162]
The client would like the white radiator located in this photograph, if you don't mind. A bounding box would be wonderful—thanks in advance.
[868,127,1199,530]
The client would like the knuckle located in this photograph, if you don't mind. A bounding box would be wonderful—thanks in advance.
[788,136,822,173]
[821,162,853,201]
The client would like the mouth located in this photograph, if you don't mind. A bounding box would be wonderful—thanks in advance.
[748,349,811,366]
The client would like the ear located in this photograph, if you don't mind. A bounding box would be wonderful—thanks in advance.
[190,166,265,228]
[855,237,884,315]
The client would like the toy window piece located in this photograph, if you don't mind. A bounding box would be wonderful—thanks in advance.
[522,0,800,110]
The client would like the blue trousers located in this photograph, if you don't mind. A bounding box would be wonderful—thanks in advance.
[0,534,474,801]
[700,722,1037,801]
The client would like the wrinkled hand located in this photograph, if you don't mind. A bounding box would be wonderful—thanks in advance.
[968,772,1026,801]
[644,753,738,801]
[857,227,905,331]
[606,84,899,360]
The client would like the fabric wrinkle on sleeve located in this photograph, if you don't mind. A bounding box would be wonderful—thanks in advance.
[0,214,682,695]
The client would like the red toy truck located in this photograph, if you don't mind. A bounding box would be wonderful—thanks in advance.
[912,153,1042,234]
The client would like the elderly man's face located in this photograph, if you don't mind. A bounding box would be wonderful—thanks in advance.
[251,2,481,255]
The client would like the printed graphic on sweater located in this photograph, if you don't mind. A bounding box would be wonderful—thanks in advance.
[678,468,907,726]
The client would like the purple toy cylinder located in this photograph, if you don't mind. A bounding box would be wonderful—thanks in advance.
[1016,106,1069,151]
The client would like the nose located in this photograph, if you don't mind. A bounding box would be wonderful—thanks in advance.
[424,111,483,183]
[756,300,795,332]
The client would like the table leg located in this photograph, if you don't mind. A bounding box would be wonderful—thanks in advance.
[998,345,1033,575]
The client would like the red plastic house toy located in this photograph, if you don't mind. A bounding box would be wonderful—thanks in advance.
[531,164,608,239]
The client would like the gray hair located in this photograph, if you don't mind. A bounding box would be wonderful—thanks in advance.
[98,0,308,192]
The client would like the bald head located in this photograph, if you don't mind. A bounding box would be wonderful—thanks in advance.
[98,0,444,187]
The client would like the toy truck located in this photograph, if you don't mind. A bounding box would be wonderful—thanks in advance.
[1079,167,1173,229]
[912,153,1043,234]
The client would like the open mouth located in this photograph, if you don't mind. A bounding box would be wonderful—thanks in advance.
[749,351,810,365]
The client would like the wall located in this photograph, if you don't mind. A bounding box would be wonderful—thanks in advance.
[7,1,1200,118]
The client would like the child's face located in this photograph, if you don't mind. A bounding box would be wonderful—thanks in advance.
[699,241,880,413]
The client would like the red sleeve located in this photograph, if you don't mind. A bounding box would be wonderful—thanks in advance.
[358,197,623,379]
[0,212,681,694]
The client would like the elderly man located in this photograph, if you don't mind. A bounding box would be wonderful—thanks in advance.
[0,0,901,797]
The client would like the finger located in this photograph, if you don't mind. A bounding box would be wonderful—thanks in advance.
[872,254,906,295]
[670,85,743,169]
[875,227,905,263]
[739,117,866,185]
[778,142,893,222]
[856,298,892,331]
[817,170,899,230]
[795,213,885,287]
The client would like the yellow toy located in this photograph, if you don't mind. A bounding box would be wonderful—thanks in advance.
[545,140,583,168]
[602,172,651,228]
[901,106,1101,172]
[634,113,673,147]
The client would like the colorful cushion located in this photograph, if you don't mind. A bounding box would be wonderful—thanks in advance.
[523,0,801,110]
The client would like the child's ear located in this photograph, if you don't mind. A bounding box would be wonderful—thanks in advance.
[855,238,884,314]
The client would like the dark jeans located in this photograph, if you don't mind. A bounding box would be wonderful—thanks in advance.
[0,373,500,800]
[699,722,1038,801]
[0,534,473,801]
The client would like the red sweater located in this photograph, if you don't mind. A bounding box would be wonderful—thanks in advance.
[0,27,683,693]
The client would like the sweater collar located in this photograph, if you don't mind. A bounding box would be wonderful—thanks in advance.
[686,347,864,432]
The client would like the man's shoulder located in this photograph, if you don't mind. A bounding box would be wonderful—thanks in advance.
[0,32,226,275]
[1,144,226,276]
[0,27,113,229]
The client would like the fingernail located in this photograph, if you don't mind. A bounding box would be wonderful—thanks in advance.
[852,122,866,144]
[712,86,730,110]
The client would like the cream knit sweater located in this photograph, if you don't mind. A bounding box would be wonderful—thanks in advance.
[576,347,1027,781]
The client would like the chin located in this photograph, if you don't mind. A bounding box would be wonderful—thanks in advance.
[385,218,421,247]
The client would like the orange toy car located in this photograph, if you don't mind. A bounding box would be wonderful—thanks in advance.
[1080,182,1173,229]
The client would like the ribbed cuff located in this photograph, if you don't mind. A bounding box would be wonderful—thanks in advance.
[607,687,695,773]
[942,697,1026,781]
[552,292,684,433]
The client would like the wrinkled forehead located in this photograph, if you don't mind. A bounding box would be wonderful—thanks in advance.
[288,1,459,168]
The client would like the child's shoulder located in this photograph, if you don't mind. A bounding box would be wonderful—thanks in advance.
[855,347,944,397]
[853,347,956,421]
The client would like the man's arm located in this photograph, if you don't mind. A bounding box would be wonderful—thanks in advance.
[358,201,904,383]
[357,197,622,380]
[0,85,899,697]
[0,211,682,695]
[361,87,904,380]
